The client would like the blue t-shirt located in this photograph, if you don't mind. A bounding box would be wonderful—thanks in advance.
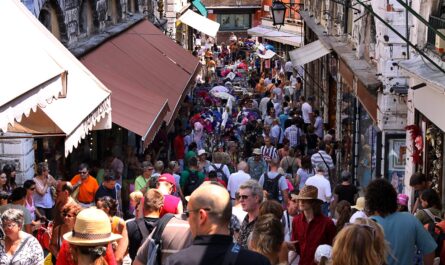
[371,212,437,265]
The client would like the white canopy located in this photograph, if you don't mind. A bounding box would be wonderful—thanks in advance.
[0,0,69,132]
[179,10,220,38]
[289,40,332,66]
[3,0,112,156]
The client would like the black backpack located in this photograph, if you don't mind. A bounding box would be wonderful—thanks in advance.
[183,170,202,196]
[263,172,281,202]
[145,214,175,265]
[211,164,228,183]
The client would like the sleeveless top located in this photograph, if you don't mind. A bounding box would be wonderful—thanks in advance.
[25,198,36,221]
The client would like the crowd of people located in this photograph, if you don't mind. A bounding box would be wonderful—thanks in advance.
[0,33,443,265]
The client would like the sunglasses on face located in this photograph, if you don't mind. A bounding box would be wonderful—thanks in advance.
[239,195,251,200]
[79,171,88,175]
[182,208,211,218]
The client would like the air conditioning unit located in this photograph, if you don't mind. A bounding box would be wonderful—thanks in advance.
[435,29,445,54]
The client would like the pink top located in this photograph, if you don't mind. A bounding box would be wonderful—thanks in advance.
[160,194,181,217]
[26,197,36,221]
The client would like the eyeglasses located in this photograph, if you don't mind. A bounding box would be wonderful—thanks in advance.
[182,208,211,218]
[2,222,18,229]
[239,195,251,200]
[63,213,75,218]
[345,223,376,239]
[79,171,88,175]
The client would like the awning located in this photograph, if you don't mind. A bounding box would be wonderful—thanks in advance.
[399,55,445,91]
[247,26,302,47]
[400,55,445,131]
[192,0,208,17]
[179,10,220,38]
[289,40,332,66]
[0,0,68,132]
[4,0,112,156]
[81,20,200,146]
[255,50,276,59]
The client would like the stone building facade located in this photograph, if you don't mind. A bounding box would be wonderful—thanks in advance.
[301,0,445,202]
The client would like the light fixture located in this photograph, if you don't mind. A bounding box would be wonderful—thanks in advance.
[271,1,286,26]
[411,83,427,90]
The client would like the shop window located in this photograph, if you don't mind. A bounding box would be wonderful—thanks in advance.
[79,0,94,36]
[217,14,251,31]
[38,1,67,43]
[425,123,444,193]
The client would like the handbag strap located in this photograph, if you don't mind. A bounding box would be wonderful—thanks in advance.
[318,152,330,178]
[9,236,32,264]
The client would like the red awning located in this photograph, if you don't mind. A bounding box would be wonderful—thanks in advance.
[81,20,200,144]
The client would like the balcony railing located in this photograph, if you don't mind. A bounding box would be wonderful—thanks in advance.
[427,15,445,47]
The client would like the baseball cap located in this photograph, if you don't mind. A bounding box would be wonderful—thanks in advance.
[158,173,176,192]
[197,149,207,156]
[397,194,409,206]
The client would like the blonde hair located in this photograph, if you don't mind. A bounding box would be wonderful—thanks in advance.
[129,191,143,202]
[332,218,388,265]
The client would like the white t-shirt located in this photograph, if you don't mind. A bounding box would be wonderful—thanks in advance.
[301,102,313,124]
[227,170,251,199]
[305,174,332,202]
[290,75,297,86]
[284,61,293,73]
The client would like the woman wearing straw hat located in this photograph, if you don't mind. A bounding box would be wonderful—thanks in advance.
[61,207,122,265]
[290,185,336,265]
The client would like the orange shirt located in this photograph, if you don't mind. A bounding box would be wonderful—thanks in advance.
[71,175,99,203]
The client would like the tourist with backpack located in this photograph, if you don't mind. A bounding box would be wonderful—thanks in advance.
[126,189,163,261]
[180,157,205,197]
[366,179,437,265]
[209,153,231,184]
[164,182,271,265]
[416,189,443,225]
[258,159,289,208]
[133,214,193,265]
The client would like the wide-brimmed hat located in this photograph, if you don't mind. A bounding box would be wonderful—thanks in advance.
[351,197,365,211]
[252,148,262,155]
[296,185,322,202]
[63,208,122,246]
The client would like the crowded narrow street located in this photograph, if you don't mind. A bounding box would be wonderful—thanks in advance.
[2,0,445,264]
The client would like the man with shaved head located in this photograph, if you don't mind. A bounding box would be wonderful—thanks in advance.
[227,161,251,203]
[165,182,271,265]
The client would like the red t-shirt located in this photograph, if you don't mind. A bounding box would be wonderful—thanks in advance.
[56,240,116,265]
[291,213,336,265]
[174,135,185,160]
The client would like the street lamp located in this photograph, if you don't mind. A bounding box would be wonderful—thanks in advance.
[271,1,286,26]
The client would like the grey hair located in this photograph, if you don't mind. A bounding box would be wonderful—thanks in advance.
[237,161,248,172]
[1,208,24,227]
[315,162,327,173]
[239,179,263,202]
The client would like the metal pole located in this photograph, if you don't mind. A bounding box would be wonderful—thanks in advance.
[355,0,445,75]
[405,0,410,59]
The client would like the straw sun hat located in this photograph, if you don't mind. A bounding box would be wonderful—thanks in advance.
[63,207,122,246]
[296,185,323,202]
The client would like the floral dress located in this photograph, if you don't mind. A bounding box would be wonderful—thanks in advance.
[0,235,44,265]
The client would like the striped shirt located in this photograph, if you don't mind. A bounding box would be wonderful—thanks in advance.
[311,151,334,177]
[284,125,303,148]
[261,145,278,161]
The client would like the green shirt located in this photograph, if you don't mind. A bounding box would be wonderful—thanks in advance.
[134,175,150,192]
[180,169,205,188]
